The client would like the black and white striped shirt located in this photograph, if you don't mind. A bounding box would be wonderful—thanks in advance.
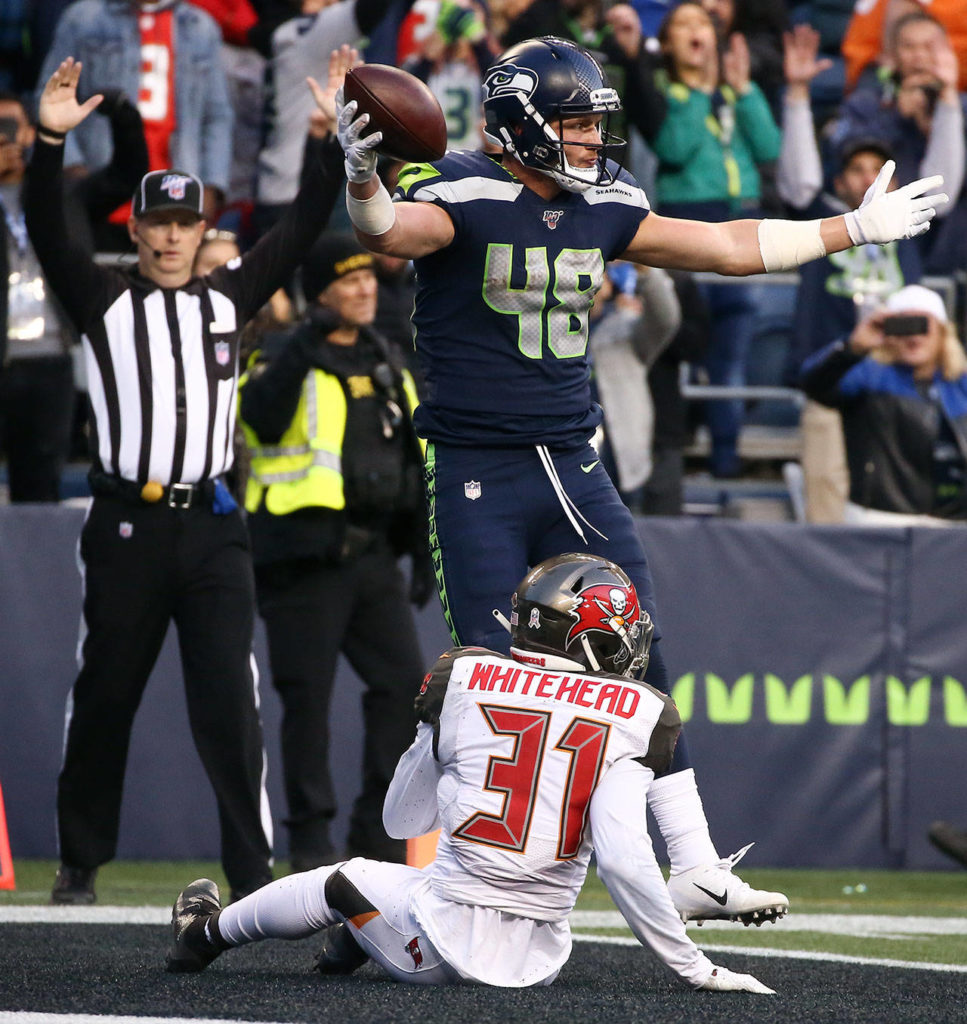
[24,135,345,486]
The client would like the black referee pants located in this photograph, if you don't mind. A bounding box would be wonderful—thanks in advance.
[255,543,424,864]
[58,496,272,893]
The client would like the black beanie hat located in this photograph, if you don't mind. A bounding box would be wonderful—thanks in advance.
[301,233,375,303]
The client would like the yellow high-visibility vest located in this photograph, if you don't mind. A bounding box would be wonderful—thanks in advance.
[239,361,421,516]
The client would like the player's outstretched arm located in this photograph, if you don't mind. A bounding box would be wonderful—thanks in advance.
[335,90,454,258]
[589,760,776,993]
[622,162,948,276]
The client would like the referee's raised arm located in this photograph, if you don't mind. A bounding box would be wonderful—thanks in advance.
[24,57,109,332]
[210,47,354,321]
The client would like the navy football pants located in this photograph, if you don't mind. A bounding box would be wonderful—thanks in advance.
[425,440,691,774]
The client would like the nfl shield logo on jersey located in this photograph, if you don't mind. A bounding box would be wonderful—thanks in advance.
[119,521,133,539]
[214,340,231,366]
[543,210,564,230]
[464,480,481,500]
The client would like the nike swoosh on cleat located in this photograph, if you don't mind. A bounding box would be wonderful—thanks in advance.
[693,884,729,905]
[581,461,599,473]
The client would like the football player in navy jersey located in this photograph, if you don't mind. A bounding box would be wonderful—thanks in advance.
[334,35,947,924]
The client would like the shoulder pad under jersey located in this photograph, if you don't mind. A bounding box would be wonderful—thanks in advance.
[414,646,495,724]
[633,690,682,775]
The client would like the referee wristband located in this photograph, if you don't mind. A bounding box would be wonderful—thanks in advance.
[346,180,396,236]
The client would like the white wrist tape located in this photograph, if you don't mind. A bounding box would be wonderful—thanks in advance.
[346,180,396,236]
[756,218,826,272]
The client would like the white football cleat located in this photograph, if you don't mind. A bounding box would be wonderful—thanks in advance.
[668,843,788,926]
[699,966,776,994]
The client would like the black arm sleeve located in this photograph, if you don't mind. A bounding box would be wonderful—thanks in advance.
[402,55,434,83]
[297,132,334,196]
[23,138,111,333]
[77,92,149,224]
[469,36,496,74]
[352,0,401,36]
[213,134,346,322]
[239,323,319,442]
[799,341,864,409]
[614,45,666,146]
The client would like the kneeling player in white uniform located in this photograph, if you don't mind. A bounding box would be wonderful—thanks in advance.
[165,553,778,992]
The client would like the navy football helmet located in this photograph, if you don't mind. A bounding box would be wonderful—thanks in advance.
[510,553,653,679]
[482,36,626,193]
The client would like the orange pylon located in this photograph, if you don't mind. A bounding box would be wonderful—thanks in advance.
[0,781,15,890]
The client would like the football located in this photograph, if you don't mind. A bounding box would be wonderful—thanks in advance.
[343,64,447,164]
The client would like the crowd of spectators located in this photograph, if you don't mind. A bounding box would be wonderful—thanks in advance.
[1,0,966,518]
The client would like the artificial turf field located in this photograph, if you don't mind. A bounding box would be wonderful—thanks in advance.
[1,861,965,1024]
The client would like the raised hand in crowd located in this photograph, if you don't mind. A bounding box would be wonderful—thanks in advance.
[605,3,643,60]
[721,30,752,95]
[782,23,833,101]
[306,43,360,139]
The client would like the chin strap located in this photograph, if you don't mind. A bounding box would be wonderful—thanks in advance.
[492,608,512,634]
[580,633,601,672]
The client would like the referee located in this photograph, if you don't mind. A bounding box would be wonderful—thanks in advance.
[25,55,349,904]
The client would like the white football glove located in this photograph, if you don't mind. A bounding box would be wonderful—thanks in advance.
[844,160,948,245]
[335,87,381,185]
[698,966,776,994]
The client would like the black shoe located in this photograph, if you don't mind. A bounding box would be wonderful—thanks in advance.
[51,865,97,905]
[312,922,369,976]
[929,821,967,868]
[166,878,224,973]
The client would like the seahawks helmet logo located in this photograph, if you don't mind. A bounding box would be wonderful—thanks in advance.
[484,62,539,100]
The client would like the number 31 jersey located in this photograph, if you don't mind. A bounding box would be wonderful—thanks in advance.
[416,647,676,921]
[395,152,650,448]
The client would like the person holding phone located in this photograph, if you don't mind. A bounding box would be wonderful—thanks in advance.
[799,284,967,526]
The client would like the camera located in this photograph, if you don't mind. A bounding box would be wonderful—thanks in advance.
[882,314,929,336]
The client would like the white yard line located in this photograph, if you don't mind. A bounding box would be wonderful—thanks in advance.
[0,1016,289,1024]
[571,932,967,973]
[0,906,169,924]
[570,910,967,937]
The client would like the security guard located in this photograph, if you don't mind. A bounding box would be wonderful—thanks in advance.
[239,233,432,870]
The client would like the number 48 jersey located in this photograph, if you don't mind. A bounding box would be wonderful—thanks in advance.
[394,151,650,448]
[413,647,678,922]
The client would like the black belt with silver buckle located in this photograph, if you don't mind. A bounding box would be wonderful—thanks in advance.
[166,482,200,508]
[88,471,215,509]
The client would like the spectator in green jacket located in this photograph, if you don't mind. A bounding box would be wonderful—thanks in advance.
[651,0,781,477]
